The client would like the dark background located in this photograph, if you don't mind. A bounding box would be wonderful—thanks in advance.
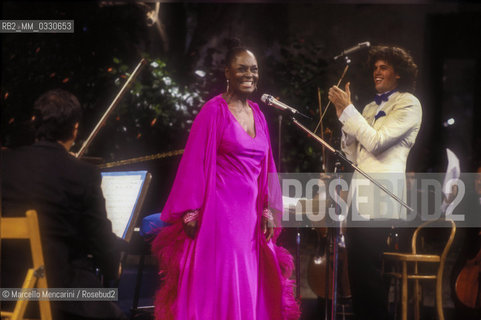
[2,2,481,318]
[2,0,481,220]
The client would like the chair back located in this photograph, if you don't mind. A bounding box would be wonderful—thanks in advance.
[0,210,52,320]
[411,218,456,271]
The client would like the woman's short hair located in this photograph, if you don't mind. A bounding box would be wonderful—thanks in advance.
[224,38,252,68]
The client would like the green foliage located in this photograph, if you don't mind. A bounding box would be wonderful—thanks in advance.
[0,2,147,150]
[0,2,205,162]
[266,37,339,172]
[192,36,342,173]
[1,4,340,172]
[93,56,204,161]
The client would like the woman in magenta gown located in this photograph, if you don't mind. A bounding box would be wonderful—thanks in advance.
[152,47,300,320]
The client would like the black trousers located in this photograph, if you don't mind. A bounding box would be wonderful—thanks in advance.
[346,227,391,320]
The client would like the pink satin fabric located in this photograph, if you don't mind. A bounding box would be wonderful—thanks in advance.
[152,95,300,320]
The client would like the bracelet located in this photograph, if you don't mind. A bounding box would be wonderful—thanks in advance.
[183,209,200,224]
[262,208,274,221]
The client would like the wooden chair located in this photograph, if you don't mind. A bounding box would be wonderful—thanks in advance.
[0,210,52,320]
[382,218,456,320]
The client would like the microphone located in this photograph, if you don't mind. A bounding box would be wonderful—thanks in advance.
[333,41,370,60]
[261,94,311,119]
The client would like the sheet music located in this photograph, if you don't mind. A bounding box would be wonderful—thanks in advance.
[441,148,461,214]
[100,171,147,239]
[443,148,461,195]
[283,195,301,211]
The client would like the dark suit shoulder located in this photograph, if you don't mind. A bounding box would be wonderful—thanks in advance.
[66,153,101,182]
[36,141,100,181]
[1,142,101,216]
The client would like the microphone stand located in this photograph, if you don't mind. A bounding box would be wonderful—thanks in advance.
[328,159,345,320]
[288,116,413,320]
[292,117,414,213]
[278,114,282,171]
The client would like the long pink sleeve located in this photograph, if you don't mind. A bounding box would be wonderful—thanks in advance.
[160,101,223,223]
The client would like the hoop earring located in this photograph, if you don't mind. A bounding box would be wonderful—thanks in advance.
[226,79,230,92]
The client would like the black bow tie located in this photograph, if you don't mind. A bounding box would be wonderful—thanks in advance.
[374,110,386,120]
[374,90,397,105]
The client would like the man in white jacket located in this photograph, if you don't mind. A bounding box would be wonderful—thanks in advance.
[328,46,422,319]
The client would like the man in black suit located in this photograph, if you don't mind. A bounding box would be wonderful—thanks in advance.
[1,89,126,320]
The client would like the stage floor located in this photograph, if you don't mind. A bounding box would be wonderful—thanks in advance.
[117,228,463,320]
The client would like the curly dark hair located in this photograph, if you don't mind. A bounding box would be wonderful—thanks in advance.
[33,89,82,142]
[368,46,418,93]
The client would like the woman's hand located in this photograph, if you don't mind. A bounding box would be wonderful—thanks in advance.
[262,216,274,242]
[182,210,199,239]
[183,220,198,239]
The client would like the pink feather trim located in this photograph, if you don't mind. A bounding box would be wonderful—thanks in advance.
[152,223,301,320]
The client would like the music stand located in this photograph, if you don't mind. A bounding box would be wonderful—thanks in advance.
[100,170,152,242]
